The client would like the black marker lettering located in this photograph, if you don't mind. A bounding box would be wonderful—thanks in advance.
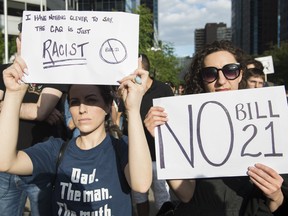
[25,14,31,21]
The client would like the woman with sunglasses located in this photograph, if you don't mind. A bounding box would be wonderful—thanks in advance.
[144,40,288,215]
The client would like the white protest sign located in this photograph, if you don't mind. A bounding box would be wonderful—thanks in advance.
[153,86,288,179]
[21,10,139,84]
[255,55,274,74]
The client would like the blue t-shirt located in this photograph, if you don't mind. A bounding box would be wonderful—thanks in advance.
[24,134,132,216]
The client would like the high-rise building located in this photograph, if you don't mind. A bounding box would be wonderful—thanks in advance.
[194,23,231,53]
[140,0,157,31]
[280,0,288,42]
[194,28,205,54]
[231,0,278,55]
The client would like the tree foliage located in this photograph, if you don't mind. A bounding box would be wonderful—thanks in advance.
[0,30,17,63]
[134,5,153,54]
[264,42,288,89]
[134,5,181,85]
[0,31,5,63]
[145,42,180,85]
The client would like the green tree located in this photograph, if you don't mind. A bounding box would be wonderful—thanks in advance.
[146,41,181,85]
[0,30,17,63]
[0,31,5,63]
[134,5,181,84]
[264,42,288,88]
[134,5,154,53]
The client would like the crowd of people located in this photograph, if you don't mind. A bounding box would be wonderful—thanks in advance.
[0,21,287,216]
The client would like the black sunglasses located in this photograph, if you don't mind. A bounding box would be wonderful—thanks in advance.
[201,63,241,83]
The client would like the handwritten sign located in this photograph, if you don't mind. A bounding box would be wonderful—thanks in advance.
[255,55,274,74]
[21,11,139,84]
[153,86,288,179]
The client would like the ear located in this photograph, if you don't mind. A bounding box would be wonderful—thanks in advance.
[238,70,243,83]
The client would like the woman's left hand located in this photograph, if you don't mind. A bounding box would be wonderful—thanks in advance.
[118,57,148,112]
[248,163,284,212]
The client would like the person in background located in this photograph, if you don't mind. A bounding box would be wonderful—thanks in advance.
[63,96,80,138]
[144,40,288,215]
[0,23,67,216]
[132,54,174,216]
[245,58,264,71]
[165,81,176,95]
[0,44,152,215]
[242,67,265,89]
[177,83,185,95]
[240,58,265,89]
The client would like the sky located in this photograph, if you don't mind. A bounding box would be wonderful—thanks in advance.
[158,0,231,57]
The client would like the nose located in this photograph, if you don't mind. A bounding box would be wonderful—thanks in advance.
[79,103,87,113]
[216,70,227,85]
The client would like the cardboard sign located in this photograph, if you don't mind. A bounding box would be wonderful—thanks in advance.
[255,56,274,74]
[153,86,288,179]
[21,10,139,85]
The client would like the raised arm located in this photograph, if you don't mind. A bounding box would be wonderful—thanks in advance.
[0,38,33,175]
[118,58,152,193]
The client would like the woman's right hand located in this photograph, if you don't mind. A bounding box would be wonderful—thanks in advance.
[144,106,168,137]
[3,37,28,93]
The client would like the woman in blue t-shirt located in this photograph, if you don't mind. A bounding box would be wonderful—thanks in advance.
[0,38,152,216]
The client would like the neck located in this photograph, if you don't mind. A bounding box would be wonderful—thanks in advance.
[77,129,106,150]
[146,77,153,91]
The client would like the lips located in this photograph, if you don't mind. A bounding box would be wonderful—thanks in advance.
[78,118,91,123]
[215,88,230,92]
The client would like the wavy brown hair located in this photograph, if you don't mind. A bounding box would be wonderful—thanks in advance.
[184,40,247,94]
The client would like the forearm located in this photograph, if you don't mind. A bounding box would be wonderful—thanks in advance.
[19,87,62,121]
[0,91,23,171]
[168,179,196,203]
[268,192,284,212]
[20,103,38,120]
[127,109,152,193]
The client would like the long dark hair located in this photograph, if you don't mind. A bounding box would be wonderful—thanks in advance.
[184,40,246,94]
[67,84,122,138]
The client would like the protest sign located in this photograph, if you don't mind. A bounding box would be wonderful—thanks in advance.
[153,86,288,179]
[255,55,274,74]
[21,10,139,84]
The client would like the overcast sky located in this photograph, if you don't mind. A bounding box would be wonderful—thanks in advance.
[158,0,231,57]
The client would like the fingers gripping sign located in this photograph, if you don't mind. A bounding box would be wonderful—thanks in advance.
[144,106,168,138]
[134,55,143,84]
[118,56,149,111]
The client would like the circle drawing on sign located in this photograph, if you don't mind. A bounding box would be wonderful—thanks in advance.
[100,38,127,64]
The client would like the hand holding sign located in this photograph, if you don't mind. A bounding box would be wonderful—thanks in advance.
[118,57,149,112]
[3,38,28,93]
[144,106,168,138]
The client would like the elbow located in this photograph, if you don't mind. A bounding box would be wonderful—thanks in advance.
[175,191,194,203]
[36,113,48,121]
[132,184,151,194]
[179,196,192,203]
[131,178,152,193]
[0,162,12,173]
